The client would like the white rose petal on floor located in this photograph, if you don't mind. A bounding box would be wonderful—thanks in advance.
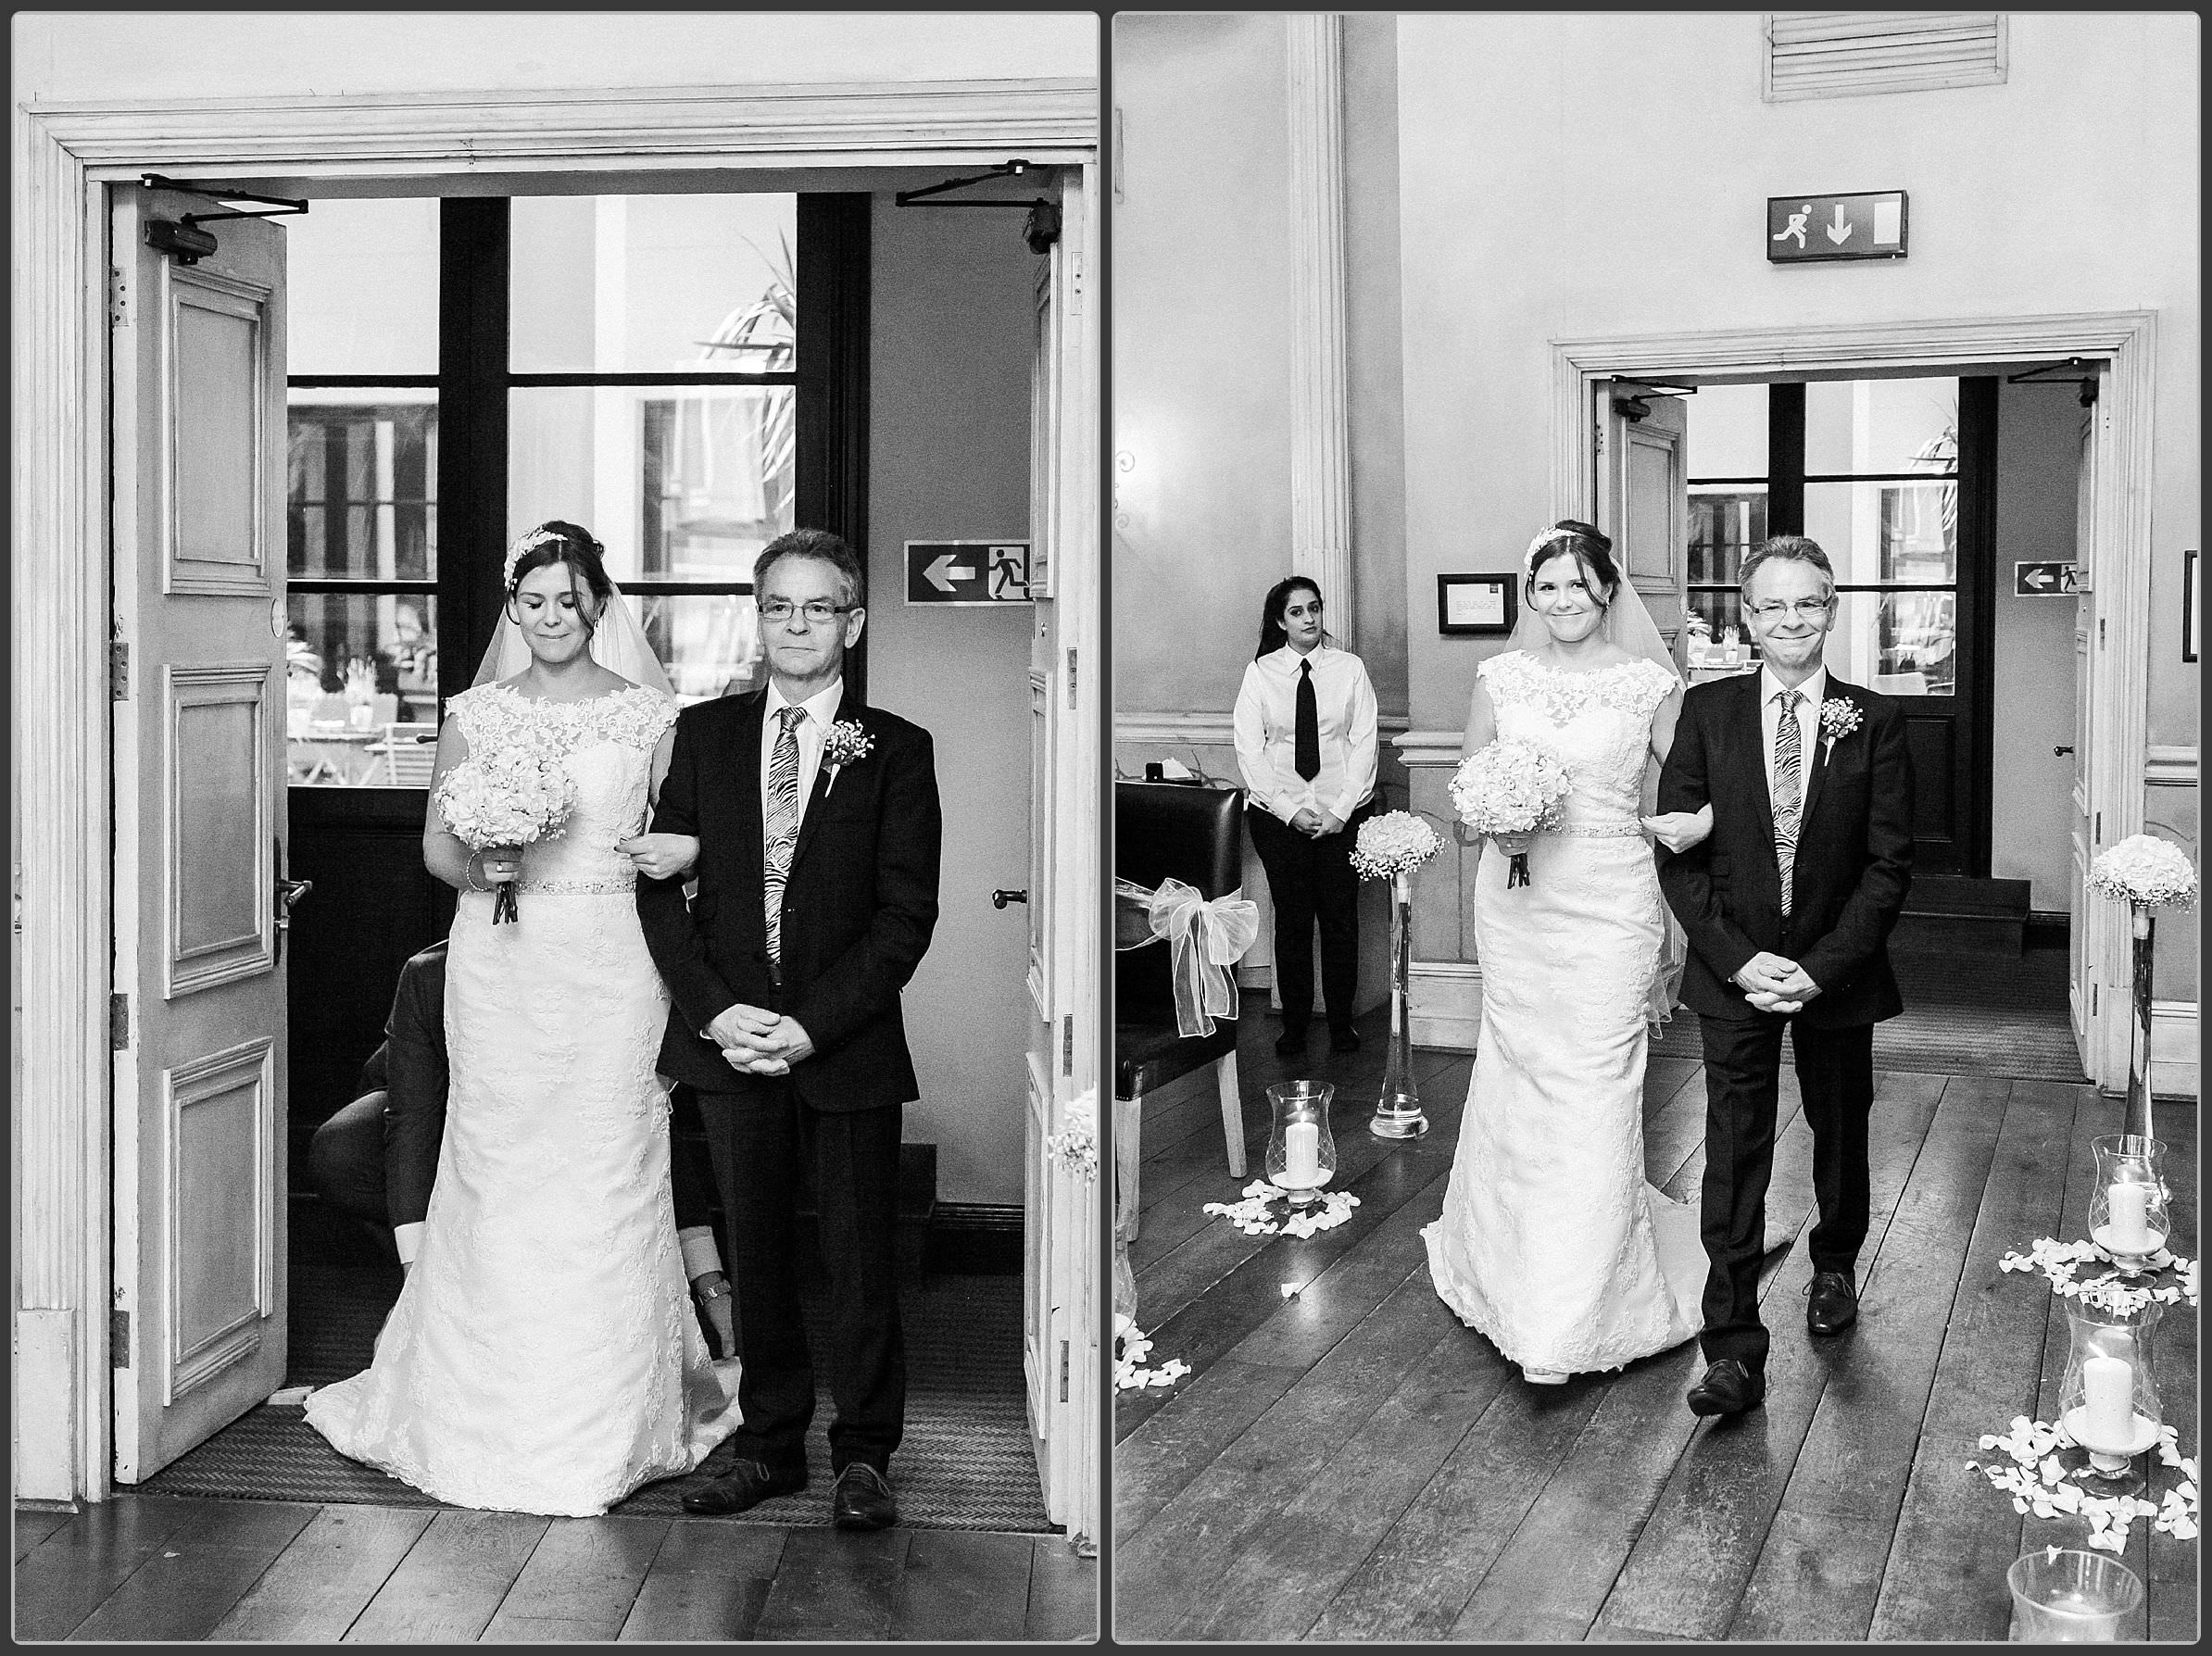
[1200,1180,1361,1239]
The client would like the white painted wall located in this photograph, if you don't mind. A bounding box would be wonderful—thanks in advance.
[868,194,1041,1208]
[11,11,1098,101]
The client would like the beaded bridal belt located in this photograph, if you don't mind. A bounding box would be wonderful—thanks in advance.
[1552,822,1648,839]
[510,875,637,895]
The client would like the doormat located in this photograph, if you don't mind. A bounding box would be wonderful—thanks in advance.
[139,1234,1053,1533]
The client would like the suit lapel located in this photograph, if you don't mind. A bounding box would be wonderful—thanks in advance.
[1732,672,1777,850]
[1797,674,1843,829]
[734,689,769,877]
[788,684,850,874]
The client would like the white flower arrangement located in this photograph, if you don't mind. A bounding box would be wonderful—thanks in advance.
[2087,834,2199,910]
[1349,810,1445,881]
[823,718,873,794]
[1447,736,1572,887]
[1044,1093,1099,1182]
[1967,1414,2196,1548]
[1818,696,1862,759]
[434,734,576,923]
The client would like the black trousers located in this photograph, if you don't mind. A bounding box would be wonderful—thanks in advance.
[700,1083,906,1476]
[1696,1013,1875,1372]
[1249,803,1366,1034]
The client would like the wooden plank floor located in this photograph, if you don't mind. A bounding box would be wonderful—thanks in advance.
[12,1501,1094,1642]
[1115,995,2197,1642]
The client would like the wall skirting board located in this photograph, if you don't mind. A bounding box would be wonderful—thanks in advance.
[2152,1000,2200,1099]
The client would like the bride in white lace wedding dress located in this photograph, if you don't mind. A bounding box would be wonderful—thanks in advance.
[1423,523,1711,1384]
[305,524,739,1515]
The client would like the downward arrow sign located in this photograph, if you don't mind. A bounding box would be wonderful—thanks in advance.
[1826,206,1854,245]
[924,554,975,593]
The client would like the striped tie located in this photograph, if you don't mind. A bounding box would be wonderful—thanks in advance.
[1773,689,1804,920]
[763,705,806,967]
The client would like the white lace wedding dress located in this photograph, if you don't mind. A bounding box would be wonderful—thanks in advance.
[305,683,740,1515]
[1422,651,1706,1376]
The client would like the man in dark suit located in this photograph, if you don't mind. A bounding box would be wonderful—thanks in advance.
[307,942,735,1353]
[637,528,942,1530]
[1656,535,1914,1419]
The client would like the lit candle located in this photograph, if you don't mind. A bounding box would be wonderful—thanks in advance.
[2102,1184,2154,1255]
[2082,1355,2135,1449]
[1284,1121,1321,1187]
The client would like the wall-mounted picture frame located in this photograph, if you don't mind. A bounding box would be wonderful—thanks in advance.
[1437,572,1518,636]
[2186,548,2199,662]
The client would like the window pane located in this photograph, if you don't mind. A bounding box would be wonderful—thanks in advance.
[509,194,797,375]
[1689,487,1767,586]
[1803,376,1959,476]
[286,198,439,375]
[509,385,793,583]
[287,594,440,786]
[636,595,766,705]
[1684,589,1758,678]
[1804,479,1955,585]
[1684,382,1768,479]
[288,393,438,579]
[1834,590,1956,696]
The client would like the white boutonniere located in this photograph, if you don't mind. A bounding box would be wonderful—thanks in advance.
[823,719,873,793]
[1818,696,1862,761]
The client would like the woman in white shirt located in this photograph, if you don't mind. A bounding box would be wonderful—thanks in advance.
[1232,577,1380,1057]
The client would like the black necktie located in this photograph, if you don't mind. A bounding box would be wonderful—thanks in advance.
[1294,659,1320,781]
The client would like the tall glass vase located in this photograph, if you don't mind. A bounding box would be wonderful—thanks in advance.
[1370,872,1428,1139]
[2124,906,2156,1143]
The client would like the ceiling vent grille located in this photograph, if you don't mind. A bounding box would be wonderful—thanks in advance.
[1765,13,2008,101]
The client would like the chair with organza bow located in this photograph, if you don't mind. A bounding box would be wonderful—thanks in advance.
[1113,782,1258,1283]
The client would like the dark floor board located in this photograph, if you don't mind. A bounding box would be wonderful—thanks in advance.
[619,1575,772,1641]
[343,1509,549,1644]
[1590,1069,1946,1639]
[1117,1148,1455,1440]
[1112,1358,1305,1535]
[886,1526,1036,1640]
[1022,1537,1098,1642]
[65,1498,318,1642]
[207,1502,435,1641]
[14,1507,71,1564]
[14,1495,235,1640]
[1112,1269,1463,1639]
[479,1514,669,1642]
[644,1515,789,1577]
[749,1525,912,1640]
[2143,1106,2197,1644]
[1866,1080,2076,1641]
[1305,1373,1606,1641]
[1187,1324,1513,1640]
[1640,1061,1711,1188]
[1730,1074,2012,1639]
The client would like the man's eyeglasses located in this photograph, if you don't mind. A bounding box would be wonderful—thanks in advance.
[760,599,860,625]
[1744,596,1835,621]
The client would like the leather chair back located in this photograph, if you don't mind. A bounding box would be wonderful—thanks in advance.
[1115,781,1245,1022]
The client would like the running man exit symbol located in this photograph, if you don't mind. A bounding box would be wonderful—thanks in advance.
[1767,192,1908,263]
[904,540,1035,605]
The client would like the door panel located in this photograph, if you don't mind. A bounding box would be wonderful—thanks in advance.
[2068,396,2099,1065]
[111,183,292,1481]
[1596,386,1690,662]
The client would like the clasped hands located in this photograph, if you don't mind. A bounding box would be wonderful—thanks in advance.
[1287,806,1346,840]
[1733,950,1821,1014]
[707,1003,814,1076]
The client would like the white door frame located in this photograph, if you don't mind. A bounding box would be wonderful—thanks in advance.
[14,75,1096,1503]
[1548,310,2156,1096]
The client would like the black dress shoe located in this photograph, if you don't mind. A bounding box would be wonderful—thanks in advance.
[1686,1358,1766,1417]
[1328,1027,1361,1054]
[1807,1270,1859,1336]
[1274,1027,1309,1057]
[832,1462,898,1531]
[681,1458,807,1515]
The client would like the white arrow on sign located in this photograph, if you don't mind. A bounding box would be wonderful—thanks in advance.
[1826,205,1854,245]
[924,554,976,594]
[2023,566,2055,591]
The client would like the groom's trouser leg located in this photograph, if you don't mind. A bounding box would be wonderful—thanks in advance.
[1250,812,1318,1030]
[1696,1011,1786,1373]
[1791,1021,1875,1279]
[808,1103,907,1476]
[706,1083,813,1475]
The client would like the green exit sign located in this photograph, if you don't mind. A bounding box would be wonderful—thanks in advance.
[1767,191,1908,263]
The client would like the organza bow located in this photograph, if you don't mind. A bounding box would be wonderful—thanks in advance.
[1118,876,1260,1038]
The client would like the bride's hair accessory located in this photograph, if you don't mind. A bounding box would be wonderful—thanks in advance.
[1522,526,1580,571]
[503,525,568,590]
[471,520,676,696]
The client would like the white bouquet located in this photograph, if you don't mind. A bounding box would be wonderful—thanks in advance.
[1447,736,1571,888]
[434,737,576,924]
[1349,810,1445,882]
[2087,834,2198,910]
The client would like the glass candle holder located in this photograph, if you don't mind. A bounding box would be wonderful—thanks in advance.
[2058,1297,2164,1480]
[1264,1080,1338,1204]
[1370,872,1428,1140]
[2005,1547,2143,1641]
[2087,1134,2170,1274]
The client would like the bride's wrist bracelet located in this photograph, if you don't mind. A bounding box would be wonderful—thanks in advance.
[464,851,491,894]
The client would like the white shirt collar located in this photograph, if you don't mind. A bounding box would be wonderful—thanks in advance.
[1759,663,1826,709]
[765,677,845,727]
[1269,642,1333,670]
